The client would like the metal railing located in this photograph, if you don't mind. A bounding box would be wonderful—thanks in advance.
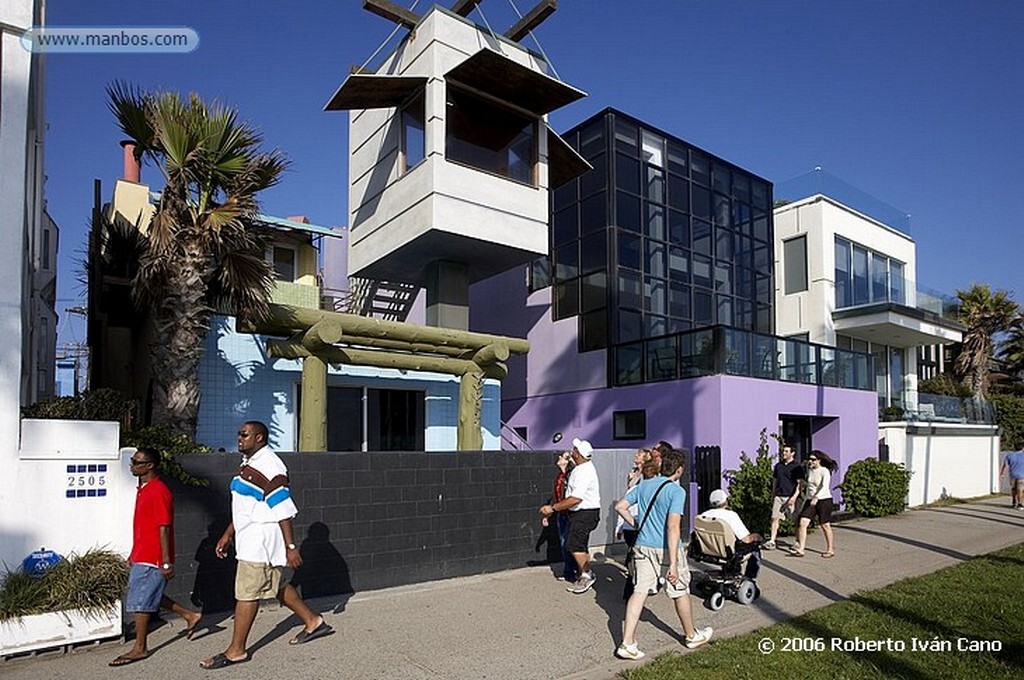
[612,325,874,390]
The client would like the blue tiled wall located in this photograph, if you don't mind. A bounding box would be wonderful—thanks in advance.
[197,316,500,451]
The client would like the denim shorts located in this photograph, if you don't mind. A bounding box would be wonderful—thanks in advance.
[125,563,167,613]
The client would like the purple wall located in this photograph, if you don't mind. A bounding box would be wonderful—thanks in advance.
[501,374,877,496]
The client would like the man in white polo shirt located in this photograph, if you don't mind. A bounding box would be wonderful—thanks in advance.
[540,438,600,594]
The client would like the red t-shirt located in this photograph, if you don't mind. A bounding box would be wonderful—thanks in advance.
[129,477,174,566]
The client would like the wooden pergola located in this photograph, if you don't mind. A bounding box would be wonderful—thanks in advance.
[238,303,529,451]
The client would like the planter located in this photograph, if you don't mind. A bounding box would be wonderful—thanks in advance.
[0,600,121,657]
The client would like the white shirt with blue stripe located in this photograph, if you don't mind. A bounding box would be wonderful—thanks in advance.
[231,446,298,567]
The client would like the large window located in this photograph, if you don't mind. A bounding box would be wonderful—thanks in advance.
[834,237,906,310]
[446,86,536,184]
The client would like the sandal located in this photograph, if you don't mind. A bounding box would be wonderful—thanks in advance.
[787,549,805,557]
[822,551,835,559]
[200,653,249,670]
[109,653,149,667]
[289,619,333,645]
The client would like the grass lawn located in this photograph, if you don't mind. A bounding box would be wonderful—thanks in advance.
[622,542,1024,680]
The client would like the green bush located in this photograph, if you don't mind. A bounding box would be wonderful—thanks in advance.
[990,393,1024,450]
[722,428,781,536]
[22,388,136,426]
[919,373,971,397]
[122,423,211,487]
[0,549,128,621]
[840,458,912,517]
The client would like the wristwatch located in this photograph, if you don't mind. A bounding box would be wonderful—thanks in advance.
[161,562,172,570]
[287,543,297,550]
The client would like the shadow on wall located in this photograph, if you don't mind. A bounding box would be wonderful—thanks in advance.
[292,521,352,598]
[189,518,237,614]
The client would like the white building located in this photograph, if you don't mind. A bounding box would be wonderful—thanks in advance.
[773,193,962,413]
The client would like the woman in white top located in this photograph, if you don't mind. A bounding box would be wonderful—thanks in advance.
[789,450,839,558]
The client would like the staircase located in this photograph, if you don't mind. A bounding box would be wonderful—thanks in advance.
[329,276,419,321]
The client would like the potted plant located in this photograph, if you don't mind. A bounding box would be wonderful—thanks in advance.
[0,549,127,657]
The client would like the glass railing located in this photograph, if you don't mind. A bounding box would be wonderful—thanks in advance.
[834,275,960,323]
[612,325,874,390]
[904,393,996,425]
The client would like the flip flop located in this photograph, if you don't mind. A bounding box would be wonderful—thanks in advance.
[183,619,202,640]
[289,619,333,645]
[109,654,149,667]
[787,549,805,557]
[200,653,249,670]
[822,552,835,559]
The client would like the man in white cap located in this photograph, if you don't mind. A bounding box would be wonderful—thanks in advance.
[699,488,763,580]
[539,438,600,594]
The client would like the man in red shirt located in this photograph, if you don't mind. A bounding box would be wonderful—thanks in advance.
[110,447,201,666]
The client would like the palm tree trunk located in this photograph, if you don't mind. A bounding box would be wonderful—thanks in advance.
[150,246,213,437]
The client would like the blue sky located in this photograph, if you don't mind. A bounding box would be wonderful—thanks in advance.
[43,0,1023,345]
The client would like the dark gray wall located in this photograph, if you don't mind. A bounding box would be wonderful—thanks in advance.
[165,450,573,611]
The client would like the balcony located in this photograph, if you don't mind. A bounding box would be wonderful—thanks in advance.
[833,278,963,348]
[612,325,874,390]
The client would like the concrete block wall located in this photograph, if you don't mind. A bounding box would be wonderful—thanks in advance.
[164,450,576,610]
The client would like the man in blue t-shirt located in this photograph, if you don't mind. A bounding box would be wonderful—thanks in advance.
[1001,450,1024,509]
[612,448,713,661]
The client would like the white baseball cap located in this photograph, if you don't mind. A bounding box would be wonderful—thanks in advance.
[709,489,728,506]
[572,438,594,459]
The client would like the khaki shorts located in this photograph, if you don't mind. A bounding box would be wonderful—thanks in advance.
[235,560,285,601]
[1012,478,1024,493]
[772,496,799,521]
[631,545,691,599]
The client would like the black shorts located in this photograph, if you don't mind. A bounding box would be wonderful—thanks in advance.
[799,498,833,525]
[566,508,600,553]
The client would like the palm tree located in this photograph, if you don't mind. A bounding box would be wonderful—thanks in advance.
[998,315,1024,382]
[954,284,1020,399]
[106,82,287,437]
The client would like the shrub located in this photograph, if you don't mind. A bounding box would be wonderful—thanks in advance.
[919,373,971,397]
[0,549,128,621]
[122,423,211,487]
[22,388,136,427]
[990,393,1024,450]
[840,458,912,517]
[722,428,781,536]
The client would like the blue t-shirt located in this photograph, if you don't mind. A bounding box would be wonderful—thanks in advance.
[625,476,686,549]
[1006,451,1024,479]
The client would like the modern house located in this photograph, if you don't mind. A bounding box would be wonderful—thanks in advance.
[88,156,502,452]
[472,109,880,506]
[771,171,999,505]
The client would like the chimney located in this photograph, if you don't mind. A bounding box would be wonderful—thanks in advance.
[120,140,140,182]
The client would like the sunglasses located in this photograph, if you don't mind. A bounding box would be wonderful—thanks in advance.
[807,457,818,462]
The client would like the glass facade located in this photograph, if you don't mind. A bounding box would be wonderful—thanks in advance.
[551,111,774,353]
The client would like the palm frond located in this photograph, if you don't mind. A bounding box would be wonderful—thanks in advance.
[106,81,155,150]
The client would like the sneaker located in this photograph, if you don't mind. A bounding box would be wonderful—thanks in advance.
[684,626,713,649]
[567,572,595,594]
[763,540,776,550]
[615,642,645,660]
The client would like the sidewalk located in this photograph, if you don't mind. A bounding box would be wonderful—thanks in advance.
[3,498,1021,679]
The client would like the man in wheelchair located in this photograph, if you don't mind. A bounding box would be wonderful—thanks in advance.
[688,489,763,609]
[697,489,763,578]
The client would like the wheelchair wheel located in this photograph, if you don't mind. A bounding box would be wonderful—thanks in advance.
[705,591,725,611]
[735,579,757,605]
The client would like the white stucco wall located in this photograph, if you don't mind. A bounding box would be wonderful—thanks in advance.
[0,420,134,569]
[880,422,1001,507]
